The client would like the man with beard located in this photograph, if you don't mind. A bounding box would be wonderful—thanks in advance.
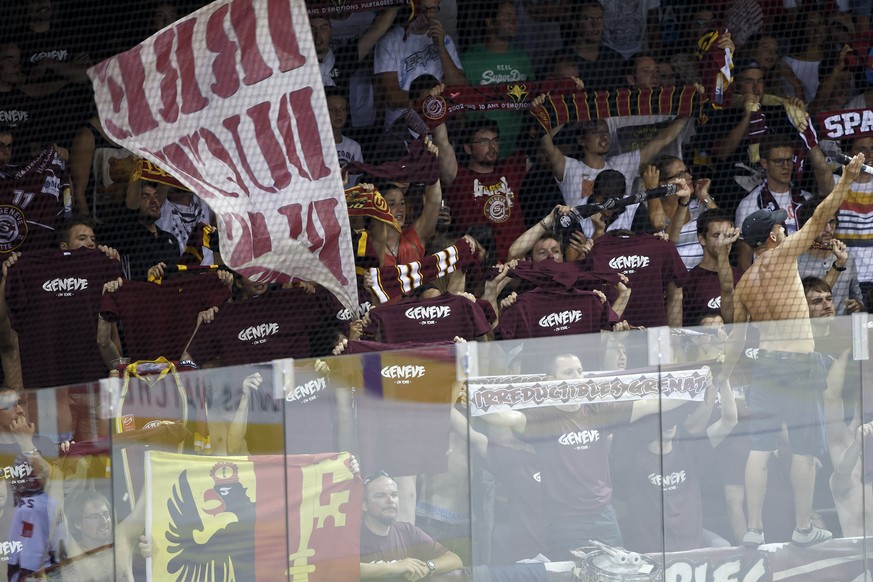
[98,180,181,281]
[359,472,462,580]
[437,118,530,260]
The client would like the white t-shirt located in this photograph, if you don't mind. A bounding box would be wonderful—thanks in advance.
[735,182,810,239]
[669,199,705,269]
[602,0,660,59]
[336,135,363,185]
[374,26,463,127]
[780,56,820,103]
[558,150,640,207]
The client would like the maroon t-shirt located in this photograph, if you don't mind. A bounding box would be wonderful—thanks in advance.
[487,443,547,560]
[283,360,337,455]
[682,265,743,326]
[446,153,528,261]
[497,288,618,340]
[522,403,632,517]
[5,248,122,388]
[359,522,447,567]
[354,346,456,476]
[0,147,70,255]
[585,232,688,328]
[365,294,491,344]
[186,286,342,366]
[99,274,231,361]
[614,441,702,553]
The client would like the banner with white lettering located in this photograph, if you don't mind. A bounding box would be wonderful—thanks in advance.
[816,108,873,140]
[88,0,358,313]
[468,366,711,416]
[650,538,869,582]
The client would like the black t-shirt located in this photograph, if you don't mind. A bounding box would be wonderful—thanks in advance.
[324,43,361,91]
[97,209,180,281]
[575,45,625,90]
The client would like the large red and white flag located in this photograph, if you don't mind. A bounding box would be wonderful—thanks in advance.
[88,0,358,312]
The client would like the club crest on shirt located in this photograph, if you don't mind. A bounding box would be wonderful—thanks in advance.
[0,205,27,252]
[707,296,722,310]
[608,254,650,273]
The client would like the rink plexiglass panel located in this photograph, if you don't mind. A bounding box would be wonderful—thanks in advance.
[1,318,869,580]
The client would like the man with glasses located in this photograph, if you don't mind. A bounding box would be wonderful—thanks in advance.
[360,471,463,580]
[374,0,466,129]
[437,118,530,260]
[735,134,812,270]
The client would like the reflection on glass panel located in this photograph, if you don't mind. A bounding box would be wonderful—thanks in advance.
[89,349,471,581]
[10,314,873,580]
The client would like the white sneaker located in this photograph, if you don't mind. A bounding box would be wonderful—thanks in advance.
[742,529,764,547]
[791,526,832,547]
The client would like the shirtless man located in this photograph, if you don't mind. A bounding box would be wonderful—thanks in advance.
[733,153,863,548]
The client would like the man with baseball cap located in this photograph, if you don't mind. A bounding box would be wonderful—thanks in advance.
[732,153,864,548]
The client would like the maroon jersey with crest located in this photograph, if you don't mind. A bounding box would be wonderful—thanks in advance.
[445,152,528,261]
[99,274,231,361]
[365,293,491,343]
[5,248,122,388]
[585,232,687,327]
[186,286,342,366]
[0,146,70,254]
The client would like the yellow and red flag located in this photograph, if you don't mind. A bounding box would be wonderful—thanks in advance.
[146,450,362,581]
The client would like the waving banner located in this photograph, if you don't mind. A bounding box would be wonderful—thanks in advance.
[88,0,358,313]
[146,450,361,581]
[468,365,711,416]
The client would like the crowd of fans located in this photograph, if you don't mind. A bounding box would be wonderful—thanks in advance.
[1,0,873,579]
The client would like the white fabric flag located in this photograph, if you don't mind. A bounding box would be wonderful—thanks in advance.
[88,0,358,312]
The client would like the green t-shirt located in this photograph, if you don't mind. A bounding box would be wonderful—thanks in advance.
[461,44,534,159]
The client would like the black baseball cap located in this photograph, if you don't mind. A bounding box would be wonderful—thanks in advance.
[742,208,788,248]
[734,59,763,76]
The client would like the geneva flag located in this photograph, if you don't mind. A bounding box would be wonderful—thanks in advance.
[145,450,362,581]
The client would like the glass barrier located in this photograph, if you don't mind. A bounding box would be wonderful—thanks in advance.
[3,315,872,580]
[465,315,871,580]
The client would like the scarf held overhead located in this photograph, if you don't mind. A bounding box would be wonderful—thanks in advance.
[420,81,707,130]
